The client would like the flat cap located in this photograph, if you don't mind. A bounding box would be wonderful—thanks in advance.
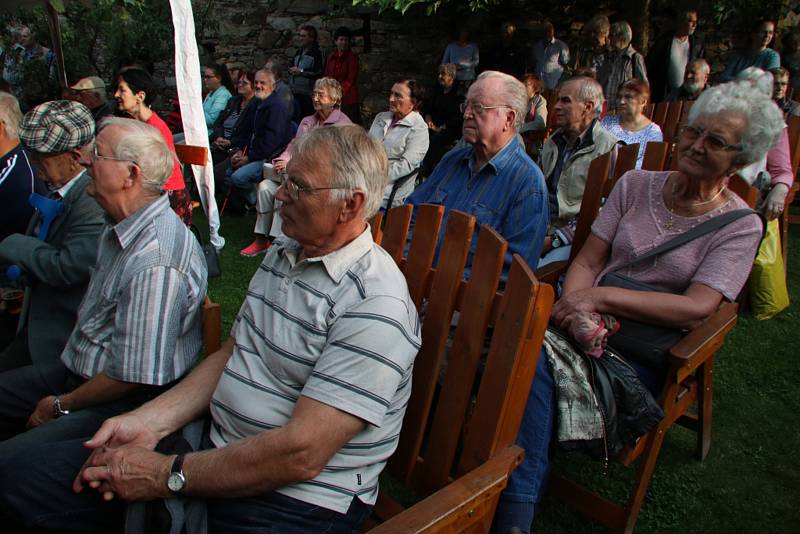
[20,100,95,153]
[70,76,106,91]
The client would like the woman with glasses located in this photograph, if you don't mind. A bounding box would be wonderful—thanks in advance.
[600,79,662,168]
[201,64,234,136]
[494,81,783,534]
[720,19,780,82]
[114,67,190,224]
[209,71,259,185]
[368,78,429,208]
[240,78,351,257]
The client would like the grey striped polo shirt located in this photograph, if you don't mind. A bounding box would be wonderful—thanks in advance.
[62,195,207,385]
[210,227,420,513]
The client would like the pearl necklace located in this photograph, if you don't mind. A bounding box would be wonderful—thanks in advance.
[665,178,727,230]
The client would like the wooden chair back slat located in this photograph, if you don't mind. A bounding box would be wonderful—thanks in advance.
[202,296,221,357]
[651,102,669,129]
[662,101,684,143]
[569,153,612,263]
[389,210,475,483]
[728,174,758,208]
[678,101,693,130]
[787,114,800,175]
[611,143,640,184]
[380,205,413,265]
[174,144,208,166]
[459,257,554,474]
[643,103,655,119]
[415,226,507,494]
[369,212,383,245]
[641,141,669,171]
[403,204,445,308]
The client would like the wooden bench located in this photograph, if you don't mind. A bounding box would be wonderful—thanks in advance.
[364,204,554,532]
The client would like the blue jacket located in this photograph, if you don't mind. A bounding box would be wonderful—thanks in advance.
[235,92,293,162]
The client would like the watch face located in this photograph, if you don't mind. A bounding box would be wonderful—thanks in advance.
[167,472,185,493]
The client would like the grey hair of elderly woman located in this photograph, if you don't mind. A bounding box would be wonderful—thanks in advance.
[735,66,773,97]
[439,63,457,79]
[292,124,389,218]
[474,70,529,131]
[687,81,784,165]
[314,77,343,107]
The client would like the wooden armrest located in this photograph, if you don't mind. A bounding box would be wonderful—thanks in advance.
[668,302,738,377]
[534,260,567,286]
[368,446,523,533]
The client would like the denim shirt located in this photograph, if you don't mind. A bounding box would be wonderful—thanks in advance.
[406,136,549,278]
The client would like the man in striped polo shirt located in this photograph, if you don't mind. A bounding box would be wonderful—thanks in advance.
[6,125,421,533]
[0,118,207,527]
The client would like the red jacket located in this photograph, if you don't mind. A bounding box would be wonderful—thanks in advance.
[324,49,359,106]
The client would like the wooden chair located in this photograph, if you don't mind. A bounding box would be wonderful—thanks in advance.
[643,103,654,120]
[175,144,209,211]
[641,141,670,172]
[728,174,759,209]
[611,143,640,184]
[651,102,669,130]
[202,296,221,357]
[365,205,555,532]
[661,101,684,145]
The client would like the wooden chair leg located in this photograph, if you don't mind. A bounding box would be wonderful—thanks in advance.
[696,357,714,461]
[622,414,671,534]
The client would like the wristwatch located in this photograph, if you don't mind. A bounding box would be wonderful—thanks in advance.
[52,396,70,418]
[167,454,186,494]
[551,235,563,248]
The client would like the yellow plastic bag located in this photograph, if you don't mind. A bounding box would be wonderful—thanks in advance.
[749,219,790,320]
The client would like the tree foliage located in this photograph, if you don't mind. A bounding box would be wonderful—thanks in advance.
[351,0,499,14]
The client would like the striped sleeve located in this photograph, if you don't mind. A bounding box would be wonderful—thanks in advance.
[302,295,420,427]
[105,266,195,385]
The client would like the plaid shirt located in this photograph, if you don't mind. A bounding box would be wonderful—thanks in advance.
[597,45,648,113]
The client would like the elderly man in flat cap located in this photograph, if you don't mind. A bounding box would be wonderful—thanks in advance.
[0,100,104,373]
[0,116,206,469]
[68,76,115,122]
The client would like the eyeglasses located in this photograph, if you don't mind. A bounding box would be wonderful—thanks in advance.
[91,143,138,165]
[460,101,511,114]
[680,125,742,152]
[280,175,349,200]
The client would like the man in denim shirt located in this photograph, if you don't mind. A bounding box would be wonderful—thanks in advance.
[406,70,548,277]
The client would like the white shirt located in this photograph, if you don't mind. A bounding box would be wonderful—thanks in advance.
[668,37,690,90]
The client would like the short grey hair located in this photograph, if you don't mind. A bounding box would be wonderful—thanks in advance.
[439,63,457,79]
[0,91,23,138]
[688,81,784,165]
[256,68,275,86]
[564,76,605,117]
[314,77,343,107]
[689,58,711,75]
[610,21,632,44]
[474,70,528,131]
[735,67,773,97]
[265,55,286,80]
[99,117,178,194]
[292,125,388,219]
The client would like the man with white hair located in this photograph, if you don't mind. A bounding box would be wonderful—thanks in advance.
[0,117,207,505]
[538,76,620,267]
[597,21,648,113]
[68,76,115,122]
[407,70,549,276]
[0,125,419,533]
[0,100,104,372]
[667,58,711,101]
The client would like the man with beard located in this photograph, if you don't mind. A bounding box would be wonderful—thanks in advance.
[666,58,710,102]
[646,9,705,102]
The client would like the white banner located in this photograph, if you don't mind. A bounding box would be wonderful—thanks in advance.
[169,0,224,249]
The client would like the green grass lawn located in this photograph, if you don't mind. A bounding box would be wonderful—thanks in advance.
[197,209,800,533]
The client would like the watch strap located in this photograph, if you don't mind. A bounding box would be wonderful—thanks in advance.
[171,454,185,476]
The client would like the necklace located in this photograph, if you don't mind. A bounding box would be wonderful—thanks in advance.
[665,177,726,230]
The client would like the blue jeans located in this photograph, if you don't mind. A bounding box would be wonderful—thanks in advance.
[226,160,265,204]
[492,351,555,534]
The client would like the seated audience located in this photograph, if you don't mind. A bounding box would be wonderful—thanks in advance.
[0,91,43,244]
[289,25,324,120]
[407,70,548,276]
[720,19,780,81]
[224,69,293,212]
[539,76,620,268]
[531,21,570,90]
[736,67,795,220]
[209,70,258,183]
[441,28,480,88]
[770,66,800,116]
[0,125,419,534]
[368,78,429,208]
[600,79,663,168]
[480,22,527,79]
[0,100,104,372]
[597,21,648,113]
[667,58,710,101]
[240,77,351,257]
[114,68,191,225]
[67,77,115,122]
[324,27,361,123]
[645,9,704,102]
[493,80,782,534]
[265,55,295,116]
[201,64,234,136]
[569,15,610,77]
[422,64,464,175]
[0,117,207,471]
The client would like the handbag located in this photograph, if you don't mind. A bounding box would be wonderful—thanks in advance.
[190,224,221,279]
[749,218,790,320]
[600,208,759,368]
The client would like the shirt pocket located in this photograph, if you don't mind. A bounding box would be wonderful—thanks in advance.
[472,201,503,229]
[77,294,116,345]
[428,187,449,206]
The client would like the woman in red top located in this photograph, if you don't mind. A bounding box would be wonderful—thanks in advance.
[113,67,191,225]
[324,27,360,124]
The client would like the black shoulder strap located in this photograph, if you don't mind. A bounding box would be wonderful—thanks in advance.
[620,208,757,269]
